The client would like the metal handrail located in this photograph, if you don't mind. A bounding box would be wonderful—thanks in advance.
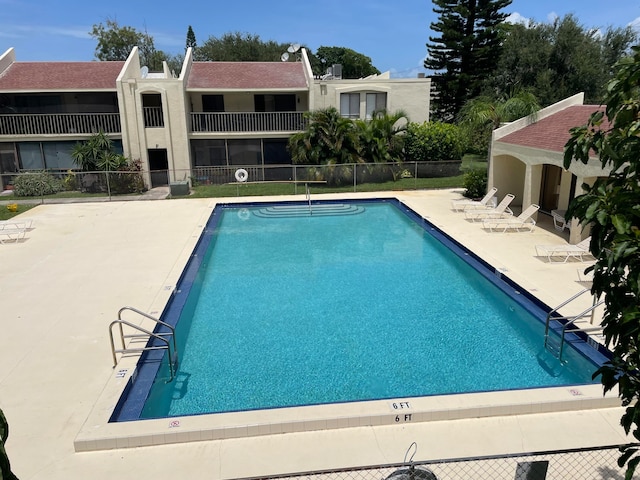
[556,300,605,360]
[109,307,177,382]
[544,288,592,339]
[544,288,605,362]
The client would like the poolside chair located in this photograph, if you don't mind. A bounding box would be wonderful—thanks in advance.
[482,204,540,232]
[535,237,593,263]
[0,227,26,244]
[464,194,515,221]
[0,219,33,230]
[451,187,497,211]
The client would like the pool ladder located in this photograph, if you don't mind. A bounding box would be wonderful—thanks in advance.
[543,288,604,362]
[109,306,178,382]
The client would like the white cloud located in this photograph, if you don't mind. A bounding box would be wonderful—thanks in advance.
[547,11,559,23]
[0,24,90,40]
[629,17,640,31]
[505,12,530,27]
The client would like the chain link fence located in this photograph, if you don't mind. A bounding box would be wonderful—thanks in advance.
[247,446,630,480]
[0,160,471,203]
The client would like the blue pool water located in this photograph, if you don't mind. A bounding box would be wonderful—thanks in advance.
[113,200,606,422]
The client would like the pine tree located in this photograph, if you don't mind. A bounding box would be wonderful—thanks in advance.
[425,0,512,121]
[186,25,197,52]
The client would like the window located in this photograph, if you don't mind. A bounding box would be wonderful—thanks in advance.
[142,93,164,128]
[202,95,224,112]
[254,94,296,112]
[340,93,360,118]
[365,92,387,119]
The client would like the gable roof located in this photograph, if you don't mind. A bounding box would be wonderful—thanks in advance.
[187,62,308,90]
[497,105,609,153]
[0,62,124,91]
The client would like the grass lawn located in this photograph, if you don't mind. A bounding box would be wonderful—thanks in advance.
[189,174,466,198]
[0,204,37,221]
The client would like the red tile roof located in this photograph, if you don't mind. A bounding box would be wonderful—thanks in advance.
[188,62,308,90]
[0,62,124,91]
[498,105,609,153]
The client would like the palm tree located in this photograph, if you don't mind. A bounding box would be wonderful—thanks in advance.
[357,109,408,164]
[457,90,541,154]
[288,108,361,165]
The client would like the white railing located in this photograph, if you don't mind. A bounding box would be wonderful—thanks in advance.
[143,107,164,128]
[190,111,306,133]
[0,113,121,136]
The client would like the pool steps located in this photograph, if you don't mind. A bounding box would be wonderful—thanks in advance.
[252,203,365,218]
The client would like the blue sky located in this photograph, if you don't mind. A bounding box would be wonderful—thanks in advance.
[1,0,639,78]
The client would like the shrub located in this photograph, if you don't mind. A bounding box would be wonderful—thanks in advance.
[404,122,464,162]
[462,168,488,199]
[13,171,63,197]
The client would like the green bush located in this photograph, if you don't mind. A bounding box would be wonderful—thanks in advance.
[462,168,488,199]
[404,122,464,162]
[13,171,63,197]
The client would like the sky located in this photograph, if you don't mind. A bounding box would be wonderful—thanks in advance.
[1,0,639,78]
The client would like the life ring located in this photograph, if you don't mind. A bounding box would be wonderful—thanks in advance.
[235,168,248,183]
[237,208,250,220]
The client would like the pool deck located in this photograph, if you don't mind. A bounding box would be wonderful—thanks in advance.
[0,189,630,480]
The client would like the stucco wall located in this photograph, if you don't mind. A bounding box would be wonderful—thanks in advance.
[491,154,526,207]
[117,48,191,184]
[311,77,431,123]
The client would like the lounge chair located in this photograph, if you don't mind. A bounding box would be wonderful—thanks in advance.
[482,204,540,232]
[451,187,497,211]
[465,194,515,221]
[0,219,33,230]
[535,237,593,263]
[0,227,26,244]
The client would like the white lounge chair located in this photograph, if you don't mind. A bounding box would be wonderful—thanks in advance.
[451,187,497,211]
[483,204,540,232]
[535,237,593,263]
[465,194,515,221]
[0,219,33,230]
[0,227,26,244]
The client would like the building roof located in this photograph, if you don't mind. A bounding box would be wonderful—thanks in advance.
[0,61,124,91]
[187,62,308,90]
[498,105,608,153]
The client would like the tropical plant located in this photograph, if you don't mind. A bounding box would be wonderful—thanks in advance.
[13,171,63,197]
[356,109,408,164]
[457,90,541,154]
[563,45,640,479]
[404,121,464,162]
[462,168,488,199]
[71,131,114,171]
[288,107,361,165]
[0,407,19,480]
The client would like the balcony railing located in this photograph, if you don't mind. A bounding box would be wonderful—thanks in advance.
[190,112,307,133]
[143,107,164,128]
[0,113,121,136]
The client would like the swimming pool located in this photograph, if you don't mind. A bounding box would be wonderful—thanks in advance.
[110,199,608,423]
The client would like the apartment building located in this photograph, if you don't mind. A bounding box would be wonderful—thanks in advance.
[0,46,431,190]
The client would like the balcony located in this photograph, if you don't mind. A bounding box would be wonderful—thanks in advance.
[0,113,121,136]
[190,112,307,133]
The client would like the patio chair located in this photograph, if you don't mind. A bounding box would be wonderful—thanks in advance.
[464,194,515,221]
[0,219,33,230]
[535,237,593,263]
[482,204,540,232]
[0,227,26,244]
[451,187,497,211]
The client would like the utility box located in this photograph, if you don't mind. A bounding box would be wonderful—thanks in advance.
[169,181,189,196]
